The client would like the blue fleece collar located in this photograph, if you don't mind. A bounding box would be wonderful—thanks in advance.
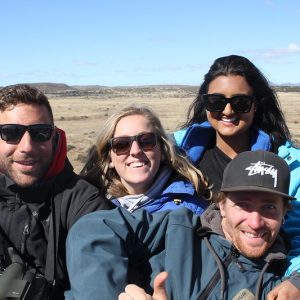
[174,122,272,164]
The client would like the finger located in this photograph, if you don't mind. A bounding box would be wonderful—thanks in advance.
[119,292,133,300]
[124,284,152,300]
[266,286,278,300]
[153,272,169,300]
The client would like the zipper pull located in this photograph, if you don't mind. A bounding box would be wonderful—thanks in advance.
[231,246,245,272]
[0,255,6,272]
[21,223,30,254]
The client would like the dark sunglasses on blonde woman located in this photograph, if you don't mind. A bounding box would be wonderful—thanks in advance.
[202,93,255,113]
[110,132,158,155]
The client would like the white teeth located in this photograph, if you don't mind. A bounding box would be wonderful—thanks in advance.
[129,162,145,168]
[221,117,237,122]
[244,232,263,238]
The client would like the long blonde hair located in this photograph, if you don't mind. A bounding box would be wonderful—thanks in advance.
[81,105,212,200]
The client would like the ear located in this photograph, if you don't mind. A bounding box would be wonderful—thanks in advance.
[219,200,226,218]
[109,161,114,168]
[254,103,257,112]
[283,206,288,219]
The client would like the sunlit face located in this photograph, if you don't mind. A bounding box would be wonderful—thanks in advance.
[206,75,255,141]
[110,114,162,194]
[0,104,54,187]
[219,191,285,258]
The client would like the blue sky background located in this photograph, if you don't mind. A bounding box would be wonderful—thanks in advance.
[1,0,299,86]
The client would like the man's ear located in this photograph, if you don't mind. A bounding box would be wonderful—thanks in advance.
[219,200,226,218]
[51,127,59,151]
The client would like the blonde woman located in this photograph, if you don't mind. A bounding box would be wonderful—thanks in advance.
[81,105,211,214]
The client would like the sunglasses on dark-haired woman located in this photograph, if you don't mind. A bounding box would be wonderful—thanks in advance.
[202,94,255,113]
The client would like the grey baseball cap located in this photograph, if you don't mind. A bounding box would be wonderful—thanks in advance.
[220,150,295,200]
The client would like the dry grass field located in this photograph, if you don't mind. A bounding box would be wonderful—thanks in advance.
[49,90,300,173]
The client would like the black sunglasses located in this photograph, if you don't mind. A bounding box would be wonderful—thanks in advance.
[202,94,255,113]
[0,124,54,143]
[110,132,158,155]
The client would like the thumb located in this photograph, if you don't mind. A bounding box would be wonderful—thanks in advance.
[266,284,279,300]
[153,272,169,300]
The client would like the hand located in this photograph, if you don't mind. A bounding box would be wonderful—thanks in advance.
[118,272,168,300]
[267,280,300,300]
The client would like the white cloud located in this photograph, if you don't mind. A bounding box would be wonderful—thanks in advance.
[260,43,300,58]
[0,72,12,78]
[243,43,300,61]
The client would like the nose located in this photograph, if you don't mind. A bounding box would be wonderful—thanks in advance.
[130,140,143,155]
[17,131,35,152]
[222,103,234,115]
[247,211,265,229]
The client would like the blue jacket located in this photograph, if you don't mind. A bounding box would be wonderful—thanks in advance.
[66,206,296,300]
[174,122,300,274]
[173,121,272,164]
[112,180,208,215]
[278,141,300,274]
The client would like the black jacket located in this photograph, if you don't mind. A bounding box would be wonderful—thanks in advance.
[0,159,111,299]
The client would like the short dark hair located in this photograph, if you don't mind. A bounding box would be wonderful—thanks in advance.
[0,84,54,123]
[182,55,291,151]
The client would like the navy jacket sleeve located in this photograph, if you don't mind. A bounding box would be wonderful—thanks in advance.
[63,177,112,230]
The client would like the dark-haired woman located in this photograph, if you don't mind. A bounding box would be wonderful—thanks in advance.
[174,55,300,296]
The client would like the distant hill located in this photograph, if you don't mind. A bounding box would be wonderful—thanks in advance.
[0,82,77,94]
[71,85,107,90]
[276,82,300,87]
[19,83,201,98]
[1,82,300,96]
[29,83,77,93]
[273,85,300,93]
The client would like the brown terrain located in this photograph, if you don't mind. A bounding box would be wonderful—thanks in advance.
[36,85,300,173]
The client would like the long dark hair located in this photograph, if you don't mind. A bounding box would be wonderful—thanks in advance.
[182,55,291,151]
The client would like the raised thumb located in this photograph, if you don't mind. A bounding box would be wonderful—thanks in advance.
[153,271,169,300]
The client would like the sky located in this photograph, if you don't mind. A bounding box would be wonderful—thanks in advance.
[1,0,300,87]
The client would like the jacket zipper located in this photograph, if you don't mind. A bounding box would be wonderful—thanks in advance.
[198,246,240,300]
[0,255,5,272]
[21,223,30,255]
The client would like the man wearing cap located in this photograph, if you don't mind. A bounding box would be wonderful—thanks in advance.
[66,150,300,300]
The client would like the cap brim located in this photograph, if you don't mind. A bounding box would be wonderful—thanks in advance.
[220,186,296,200]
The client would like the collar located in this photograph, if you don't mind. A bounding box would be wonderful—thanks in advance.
[174,122,272,164]
[44,127,67,180]
[161,180,195,196]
